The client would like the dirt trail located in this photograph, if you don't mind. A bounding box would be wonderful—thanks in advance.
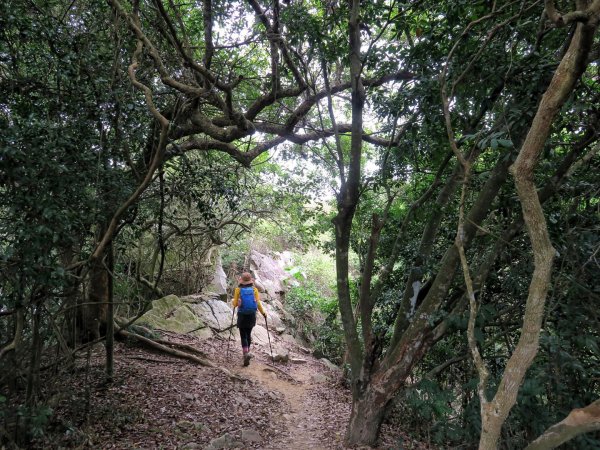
[235,356,339,450]
[30,332,424,450]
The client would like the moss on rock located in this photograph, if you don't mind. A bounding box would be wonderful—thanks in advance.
[137,294,211,339]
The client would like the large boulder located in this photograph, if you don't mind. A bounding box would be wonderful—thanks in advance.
[249,250,292,300]
[250,324,271,346]
[188,299,234,332]
[136,295,211,339]
[262,303,285,330]
[204,253,228,300]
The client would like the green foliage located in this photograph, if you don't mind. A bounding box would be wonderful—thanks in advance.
[286,280,344,364]
[286,283,322,317]
[1,0,599,448]
[26,405,53,439]
[292,249,338,296]
[0,402,55,444]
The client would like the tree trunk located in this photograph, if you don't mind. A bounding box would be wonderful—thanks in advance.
[81,251,109,342]
[345,383,390,446]
[478,16,598,450]
[105,242,115,380]
[25,303,41,406]
[334,0,365,383]
[0,307,24,390]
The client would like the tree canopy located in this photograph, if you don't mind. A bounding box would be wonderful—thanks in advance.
[1,0,599,448]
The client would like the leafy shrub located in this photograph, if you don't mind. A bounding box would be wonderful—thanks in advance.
[286,282,344,364]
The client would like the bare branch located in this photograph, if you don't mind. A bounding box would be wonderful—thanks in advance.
[247,0,306,89]
[108,0,206,97]
[525,398,600,450]
[92,8,170,260]
[0,308,24,361]
[545,0,600,27]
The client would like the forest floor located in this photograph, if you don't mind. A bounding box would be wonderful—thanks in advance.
[29,330,432,449]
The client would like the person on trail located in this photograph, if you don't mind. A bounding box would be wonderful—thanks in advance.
[232,272,266,366]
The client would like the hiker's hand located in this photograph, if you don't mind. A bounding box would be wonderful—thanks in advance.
[262,312,267,318]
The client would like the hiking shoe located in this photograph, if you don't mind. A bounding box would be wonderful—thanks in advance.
[243,353,251,366]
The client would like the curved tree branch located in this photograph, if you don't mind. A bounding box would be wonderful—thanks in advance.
[525,398,600,450]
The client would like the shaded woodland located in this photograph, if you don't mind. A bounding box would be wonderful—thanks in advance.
[1,0,600,449]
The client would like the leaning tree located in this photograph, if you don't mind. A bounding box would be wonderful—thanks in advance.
[2,1,598,448]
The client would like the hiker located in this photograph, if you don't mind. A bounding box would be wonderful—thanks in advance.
[232,272,266,366]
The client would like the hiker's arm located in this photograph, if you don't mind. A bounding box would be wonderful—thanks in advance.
[255,288,266,316]
[232,288,240,309]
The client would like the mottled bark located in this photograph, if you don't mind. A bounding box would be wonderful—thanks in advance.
[345,383,390,445]
[343,148,516,446]
[525,398,600,450]
[0,307,24,390]
[388,161,465,347]
[478,16,598,450]
[83,254,109,342]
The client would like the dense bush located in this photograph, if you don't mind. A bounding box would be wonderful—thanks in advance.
[285,281,344,365]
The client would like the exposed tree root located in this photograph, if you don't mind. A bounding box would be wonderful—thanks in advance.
[127,324,211,358]
[127,356,186,364]
[117,328,241,381]
[262,363,301,384]
[152,338,210,359]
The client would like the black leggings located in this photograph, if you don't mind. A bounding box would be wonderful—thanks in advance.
[239,327,253,348]
[237,312,256,348]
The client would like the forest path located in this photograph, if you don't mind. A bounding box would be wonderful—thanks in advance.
[32,329,422,449]
[233,355,338,449]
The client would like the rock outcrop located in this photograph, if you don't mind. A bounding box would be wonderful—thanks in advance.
[135,249,307,349]
[248,250,296,301]
[204,254,228,300]
[136,295,212,340]
[185,296,234,332]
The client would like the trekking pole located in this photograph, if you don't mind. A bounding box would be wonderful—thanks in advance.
[264,315,274,364]
[226,306,236,359]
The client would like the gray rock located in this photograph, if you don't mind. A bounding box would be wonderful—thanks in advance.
[182,292,221,303]
[249,250,292,299]
[263,304,285,329]
[281,333,297,344]
[290,357,308,364]
[136,295,211,339]
[205,433,243,449]
[180,443,202,450]
[311,372,328,383]
[272,352,289,363]
[319,358,342,372]
[250,324,270,346]
[271,346,289,362]
[254,278,267,293]
[205,253,228,296]
[188,299,234,332]
[241,428,262,443]
[270,298,285,311]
